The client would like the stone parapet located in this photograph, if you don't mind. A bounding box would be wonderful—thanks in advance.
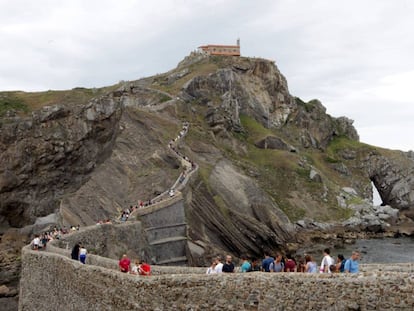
[19,247,414,311]
[131,192,183,218]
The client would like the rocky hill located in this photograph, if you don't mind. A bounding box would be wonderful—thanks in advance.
[1,53,414,309]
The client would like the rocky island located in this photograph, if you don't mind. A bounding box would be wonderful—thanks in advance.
[1,52,414,310]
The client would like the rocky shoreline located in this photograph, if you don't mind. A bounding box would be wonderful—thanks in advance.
[293,204,414,258]
[1,202,414,311]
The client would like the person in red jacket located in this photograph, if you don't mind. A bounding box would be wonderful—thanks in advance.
[138,260,151,276]
[284,253,297,272]
[119,254,131,273]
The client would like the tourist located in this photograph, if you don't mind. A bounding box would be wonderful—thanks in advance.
[304,255,318,273]
[131,260,140,275]
[71,243,80,260]
[261,252,274,272]
[240,255,252,273]
[41,233,49,249]
[31,234,40,250]
[138,260,151,276]
[344,251,360,273]
[269,253,284,272]
[214,256,223,273]
[296,254,306,272]
[320,248,334,273]
[222,255,235,273]
[206,259,218,274]
[284,254,296,272]
[250,258,261,272]
[79,244,87,264]
[119,254,131,273]
[336,254,346,273]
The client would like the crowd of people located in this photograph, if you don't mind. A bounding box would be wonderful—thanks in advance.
[69,246,152,276]
[31,225,81,250]
[206,249,360,274]
[119,254,151,276]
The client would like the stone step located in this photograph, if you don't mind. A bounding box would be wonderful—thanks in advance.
[145,223,187,231]
[149,236,187,246]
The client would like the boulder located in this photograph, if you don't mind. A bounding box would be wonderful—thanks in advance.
[255,136,288,150]
[309,169,322,183]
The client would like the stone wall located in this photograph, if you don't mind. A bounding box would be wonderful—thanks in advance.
[56,199,189,266]
[19,246,414,311]
[133,195,188,265]
[54,222,150,261]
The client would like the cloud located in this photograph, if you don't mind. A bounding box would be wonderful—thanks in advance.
[0,0,413,151]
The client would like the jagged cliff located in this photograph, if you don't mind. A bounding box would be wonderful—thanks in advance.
[1,53,414,308]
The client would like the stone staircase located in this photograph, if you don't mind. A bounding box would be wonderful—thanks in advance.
[137,193,188,266]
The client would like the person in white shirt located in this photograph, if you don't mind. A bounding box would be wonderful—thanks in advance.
[79,245,87,264]
[32,235,40,250]
[131,260,140,275]
[206,259,218,274]
[320,248,334,273]
[213,256,223,273]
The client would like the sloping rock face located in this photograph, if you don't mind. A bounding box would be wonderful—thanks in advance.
[182,58,358,150]
[0,94,123,230]
[0,94,123,308]
[182,61,295,132]
[187,160,295,264]
[57,105,182,226]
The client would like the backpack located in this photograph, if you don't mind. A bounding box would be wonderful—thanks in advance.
[269,261,284,272]
[340,259,347,273]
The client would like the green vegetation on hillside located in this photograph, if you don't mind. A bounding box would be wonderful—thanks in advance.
[0,94,29,116]
[228,114,358,222]
[326,136,372,157]
[0,84,121,117]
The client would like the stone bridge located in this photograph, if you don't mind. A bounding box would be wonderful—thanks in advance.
[19,239,414,310]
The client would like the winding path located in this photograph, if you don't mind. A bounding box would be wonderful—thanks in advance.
[127,121,198,219]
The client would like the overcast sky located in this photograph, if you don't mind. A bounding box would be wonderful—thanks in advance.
[1,0,413,151]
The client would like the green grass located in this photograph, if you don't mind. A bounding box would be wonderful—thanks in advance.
[0,84,121,116]
[346,196,365,206]
[0,94,29,116]
[296,167,310,179]
[326,136,372,156]
[239,114,273,142]
[305,99,322,112]
[228,113,371,222]
[159,93,172,103]
[324,156,340,163]
[328,205,355,220]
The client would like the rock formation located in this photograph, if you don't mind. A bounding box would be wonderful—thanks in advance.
[1,53,414,309]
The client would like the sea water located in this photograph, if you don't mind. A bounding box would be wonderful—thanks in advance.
[334,236,414,264]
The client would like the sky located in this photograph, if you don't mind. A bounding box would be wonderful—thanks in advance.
[1,0,413,151]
